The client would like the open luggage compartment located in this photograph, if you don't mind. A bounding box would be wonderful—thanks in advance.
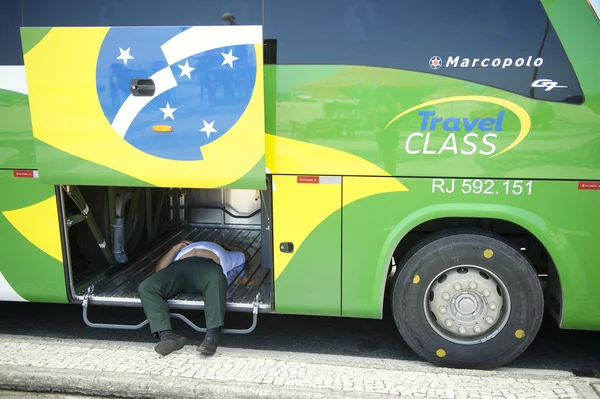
[60,184,273,313]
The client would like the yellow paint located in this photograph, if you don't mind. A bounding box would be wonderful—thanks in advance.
[484,249,494,259]
[264,136,409,280]
[2,196,63,262]
[515,329,526,339]
[266,134,401,179]
[23,28,265,188]
[272,175,341,280]
[436,349,447,358]
[152,125,173,133]
[343,175,408,207]
[385,95,531,158]
[412,274,420,284]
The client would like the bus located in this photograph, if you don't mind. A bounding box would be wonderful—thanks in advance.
[1,0,599,370]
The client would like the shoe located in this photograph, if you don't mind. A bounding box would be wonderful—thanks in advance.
[197,336,217,355]
[154,333,186,356]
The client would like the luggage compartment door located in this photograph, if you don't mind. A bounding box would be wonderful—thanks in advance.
[272,175,342,316]
[20,25,265,189]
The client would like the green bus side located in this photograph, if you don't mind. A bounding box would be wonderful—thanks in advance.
[0,0,599,369]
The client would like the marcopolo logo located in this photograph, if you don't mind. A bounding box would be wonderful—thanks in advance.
[429,55,544,69]
[429,56,443,70]
[385,96,531,158]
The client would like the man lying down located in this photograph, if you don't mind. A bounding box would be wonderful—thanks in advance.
[138,240,249,356]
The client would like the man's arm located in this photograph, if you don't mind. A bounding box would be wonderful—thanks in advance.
[155,240,191,272]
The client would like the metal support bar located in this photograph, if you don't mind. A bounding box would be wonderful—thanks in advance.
[152,189,166,238]
[66,213,86,228]
[125,187,142,242]
[145,187,153,242]
[82,287,259,335]
[64,186,117,266]
[195,205,261,219]
[108,186,116,251]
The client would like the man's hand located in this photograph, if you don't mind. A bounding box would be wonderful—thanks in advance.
[173,240,192,252]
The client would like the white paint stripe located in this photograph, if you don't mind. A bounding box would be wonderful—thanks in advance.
[0,272,27,302]
[111,66,177,138]
[589,0,600,20]
[0,66,28,95]
[160,25,262,66]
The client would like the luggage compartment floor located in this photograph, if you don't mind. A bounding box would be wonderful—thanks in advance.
[75,227,272,311]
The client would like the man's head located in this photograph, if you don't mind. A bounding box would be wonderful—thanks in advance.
[215,241,251,268]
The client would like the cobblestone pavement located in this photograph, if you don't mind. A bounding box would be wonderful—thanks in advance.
[0,391,113,399]
[0,335,598,399]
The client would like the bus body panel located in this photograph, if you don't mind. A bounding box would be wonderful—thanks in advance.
[0,170,67,303]
[0,0,598,336]
[342,177,600,330]
[21,26,266,190]
[0,68,37,170]
[272,175,342,316]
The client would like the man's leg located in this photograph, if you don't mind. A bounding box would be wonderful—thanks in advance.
[138,261,189,356]
[185,259,227,355]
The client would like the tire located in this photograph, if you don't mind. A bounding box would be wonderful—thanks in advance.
[391,228,544,369]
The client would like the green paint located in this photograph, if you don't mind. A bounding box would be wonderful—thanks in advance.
[34,139,151,187]
[0,89,36,169]
[20,27,52,55]
[0,171,67,303]
[268,63,600,179]
[342,177,600,330]
[275,209,341,316]
[222,155,266,189]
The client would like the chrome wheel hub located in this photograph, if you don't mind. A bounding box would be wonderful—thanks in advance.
[424,265,511,345]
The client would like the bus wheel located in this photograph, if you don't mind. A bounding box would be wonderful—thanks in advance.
[391,229,544,369]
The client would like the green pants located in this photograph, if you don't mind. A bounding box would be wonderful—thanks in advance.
[138,257,227,334]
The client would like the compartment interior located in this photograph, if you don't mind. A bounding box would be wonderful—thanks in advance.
[61,183,273,312]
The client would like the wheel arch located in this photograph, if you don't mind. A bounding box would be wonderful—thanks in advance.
[376,203,567,324]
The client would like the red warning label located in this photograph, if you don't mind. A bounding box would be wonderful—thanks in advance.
[578,181,600,190]
[297,176,320,184]
[13,170,36,178]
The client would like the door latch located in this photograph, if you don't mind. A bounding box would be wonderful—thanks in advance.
[279,242,294,253]
[130,79,155,97]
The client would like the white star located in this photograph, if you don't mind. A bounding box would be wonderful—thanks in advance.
[221,49,239,69]
[117,47,134,66]
[200,120,217,138]
[159,102,177,120]
[178,60,196,79]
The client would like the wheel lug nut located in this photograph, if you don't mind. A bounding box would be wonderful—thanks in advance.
[442,292,450,300]
[469,281,477,289]
[489,303,497,311]
[453,283,462,291]
[483,289,491,297]
[439,306,447,314]
[485,316,494,325]
[445,319,453,327]
[458,327,467,335]
[474,326,482,334]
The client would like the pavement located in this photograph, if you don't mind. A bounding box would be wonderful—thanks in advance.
[0,392,114,399]
[0,334,598,399]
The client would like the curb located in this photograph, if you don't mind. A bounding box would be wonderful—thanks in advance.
[0,334,578,379]
[0,365,414,399]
